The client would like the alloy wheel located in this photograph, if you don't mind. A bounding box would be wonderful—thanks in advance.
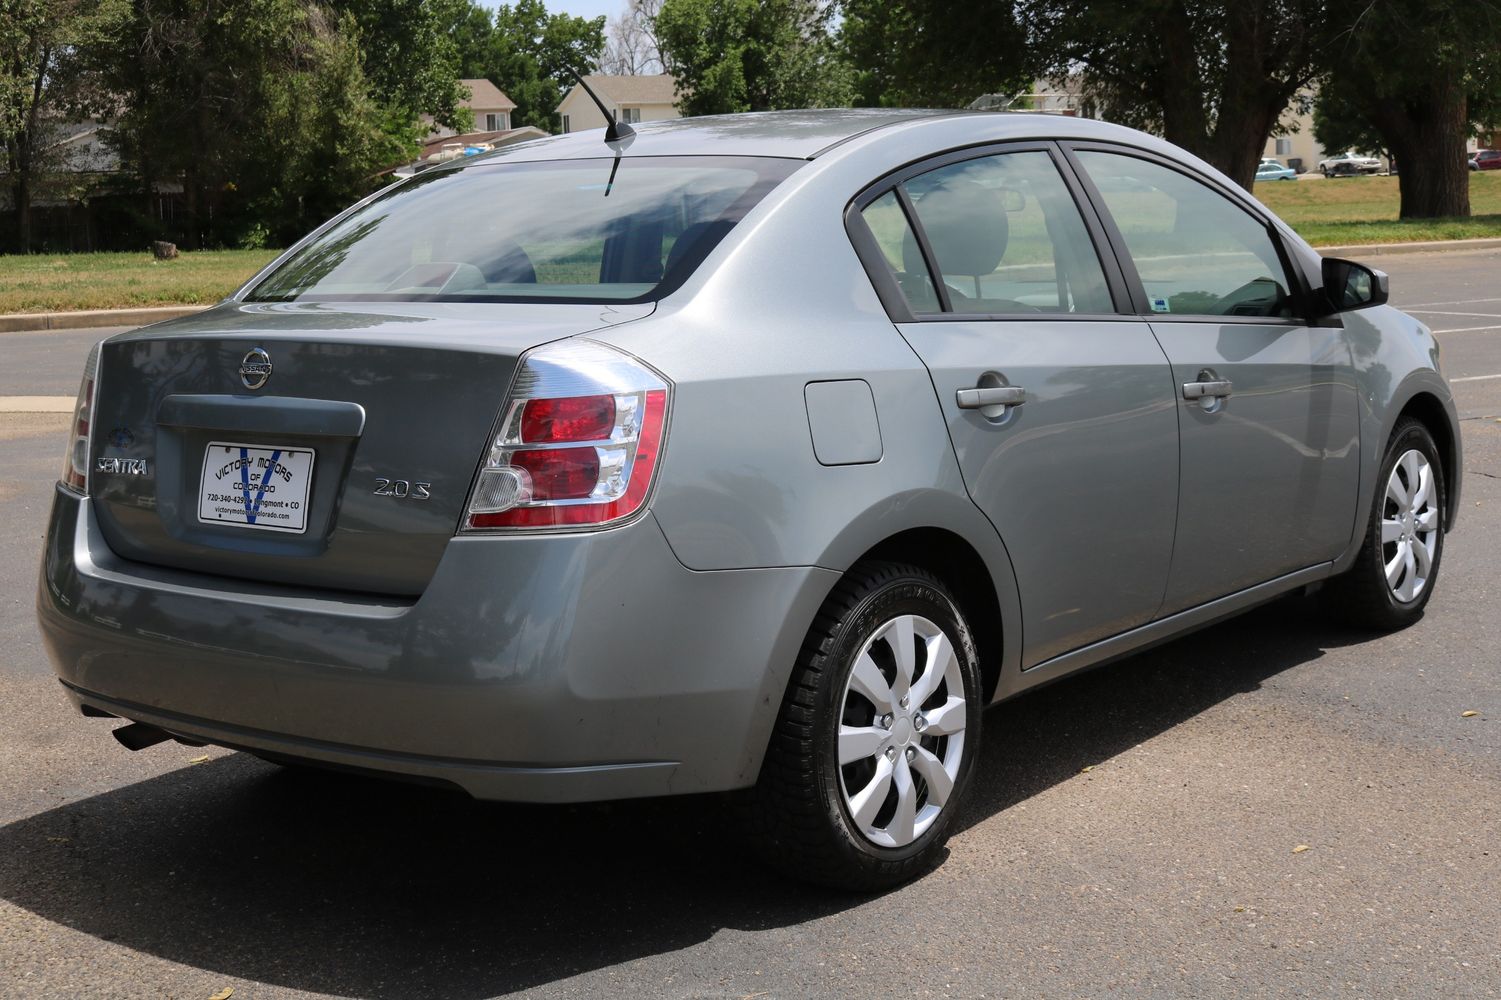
[836,614,968,848]
[1382,448,1440,603]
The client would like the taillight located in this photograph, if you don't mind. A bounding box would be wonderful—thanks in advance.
[61,342,102,494]
[464,340,670,531]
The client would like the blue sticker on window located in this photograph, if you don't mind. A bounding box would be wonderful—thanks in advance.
[1150,297,1171,313]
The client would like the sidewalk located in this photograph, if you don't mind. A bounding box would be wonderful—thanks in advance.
[0,304,209,334]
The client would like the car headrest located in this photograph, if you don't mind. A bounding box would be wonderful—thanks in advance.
[666,220,733,276]
[902,179,1010,279]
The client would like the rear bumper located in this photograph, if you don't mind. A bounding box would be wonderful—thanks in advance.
[37,486,837,802]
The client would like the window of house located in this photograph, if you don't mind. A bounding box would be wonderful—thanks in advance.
[561,114,571,133]
[620,107,642,124]
[1076,150,1295,318]
[887,150,1115,315]
[1275,138,1292,156]
[485,113,508,131]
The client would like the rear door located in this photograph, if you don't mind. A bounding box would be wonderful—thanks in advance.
[851,144,1180,668]
[1068,145,1361,614]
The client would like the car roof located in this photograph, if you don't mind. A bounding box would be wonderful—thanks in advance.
[470,108,1296,170]
[469,109,965,163]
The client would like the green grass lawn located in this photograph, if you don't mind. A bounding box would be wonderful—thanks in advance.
[1255,171,1501,245]
[0,248,278,315]
[3,173,1501,315]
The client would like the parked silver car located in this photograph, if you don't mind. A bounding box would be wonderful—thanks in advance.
[39,110,1460,890]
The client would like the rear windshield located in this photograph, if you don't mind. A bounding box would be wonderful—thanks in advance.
[244,156,800,304]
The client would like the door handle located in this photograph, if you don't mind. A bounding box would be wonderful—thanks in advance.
[956,386,1027,409]
[1181,379,1233,400]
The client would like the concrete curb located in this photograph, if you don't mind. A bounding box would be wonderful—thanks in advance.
[0,304,211,334]
[1316,237,1501,258]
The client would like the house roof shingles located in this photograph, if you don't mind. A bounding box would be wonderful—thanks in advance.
[461,78,516,112]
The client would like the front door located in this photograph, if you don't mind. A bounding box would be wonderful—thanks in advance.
[854,146,1180,668]
[1071,148,1362,613]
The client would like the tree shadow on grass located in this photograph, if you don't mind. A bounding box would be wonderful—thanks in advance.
[0,594,1381,998]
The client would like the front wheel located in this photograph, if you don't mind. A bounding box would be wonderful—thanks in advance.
[744,562,983,891]
[1328,419,1446,630]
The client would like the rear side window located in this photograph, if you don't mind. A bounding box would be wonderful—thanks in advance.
[246,156,800,304]
[1076,151,1295,318]
[867,150,1114,316]
[859,191,941,313]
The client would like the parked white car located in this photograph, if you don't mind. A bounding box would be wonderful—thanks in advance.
[1318,151,1382,177]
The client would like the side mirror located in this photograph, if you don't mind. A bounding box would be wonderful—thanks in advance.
[1321,256,1389,312]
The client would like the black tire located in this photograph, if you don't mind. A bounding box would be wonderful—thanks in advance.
[1328,418,1447,630]
[743,561,984,891]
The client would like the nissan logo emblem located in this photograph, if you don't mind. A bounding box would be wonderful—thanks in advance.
[239,347,273,390]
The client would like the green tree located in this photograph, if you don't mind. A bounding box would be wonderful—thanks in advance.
[454,0,605,130]
[655,0,854,116]
[841,0,1030,108]
[1,0,125,252]
[1022,0,1339,190]
[103,0,408,247]
[1318,0,1501,219]
[328,0,473,139]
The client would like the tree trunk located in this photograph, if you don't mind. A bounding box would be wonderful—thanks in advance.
[1371,71,1470,219]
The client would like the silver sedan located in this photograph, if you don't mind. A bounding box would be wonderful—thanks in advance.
[39,109,1460,890]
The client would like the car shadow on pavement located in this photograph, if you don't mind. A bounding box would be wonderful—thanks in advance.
[0,594,1379,998]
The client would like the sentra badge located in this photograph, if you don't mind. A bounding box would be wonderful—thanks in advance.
[239,347,273,390]
[96,457,150,476]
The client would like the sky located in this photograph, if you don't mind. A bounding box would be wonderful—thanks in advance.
[483,0,622,21]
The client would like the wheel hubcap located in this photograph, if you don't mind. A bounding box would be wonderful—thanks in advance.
[1381,449,1439,603]
[836,614,967,849]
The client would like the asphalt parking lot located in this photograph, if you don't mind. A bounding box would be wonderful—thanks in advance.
[2,250,1499,999]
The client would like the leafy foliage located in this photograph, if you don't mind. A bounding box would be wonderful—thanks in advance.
[451,0,606,130]
[328,0,473,139]
[1318,0,1501,218]
[655,0,854,115]
[840,0,1030,108]
[101,0,408,247]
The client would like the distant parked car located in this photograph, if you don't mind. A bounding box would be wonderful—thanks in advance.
[1255,158,1297,182]
[1471,149,1501,171]
[1319,151,1382,177]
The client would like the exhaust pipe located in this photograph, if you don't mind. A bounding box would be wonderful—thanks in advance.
[113,721,172,751]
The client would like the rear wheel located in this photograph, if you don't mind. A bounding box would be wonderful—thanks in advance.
[1328,419,1446,630]
[745,562,983,891]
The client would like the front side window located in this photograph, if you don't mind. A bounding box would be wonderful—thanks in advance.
[247,156,799,304]
[1076,150,1295,318]
[884,150,1115,315]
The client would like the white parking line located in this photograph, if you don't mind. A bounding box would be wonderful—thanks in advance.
[1428,324,1501,334]
[1406,309,1501,318]
[1450,373,1501,383]
[0,396,74,413]
[1402,296,1501,309]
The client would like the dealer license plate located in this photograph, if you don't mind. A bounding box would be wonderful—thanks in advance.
[197,441,315,533]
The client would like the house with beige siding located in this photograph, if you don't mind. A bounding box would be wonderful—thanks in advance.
[555,75,679,134]
[427,79,518,138]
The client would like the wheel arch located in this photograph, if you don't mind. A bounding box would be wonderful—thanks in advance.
[847,527,1007,703]
[1395,390,1461,530]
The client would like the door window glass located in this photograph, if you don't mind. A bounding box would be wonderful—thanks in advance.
[900,151,1114,315]
[859,190,940,313]
[1076,151,1295,318]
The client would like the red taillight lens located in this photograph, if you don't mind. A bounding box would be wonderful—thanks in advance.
[464,341,671,532]
[512,447,602,500]
[520,394,616,443]
[61,344,101,493]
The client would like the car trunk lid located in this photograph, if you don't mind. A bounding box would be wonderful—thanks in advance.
[87,300,653,595]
